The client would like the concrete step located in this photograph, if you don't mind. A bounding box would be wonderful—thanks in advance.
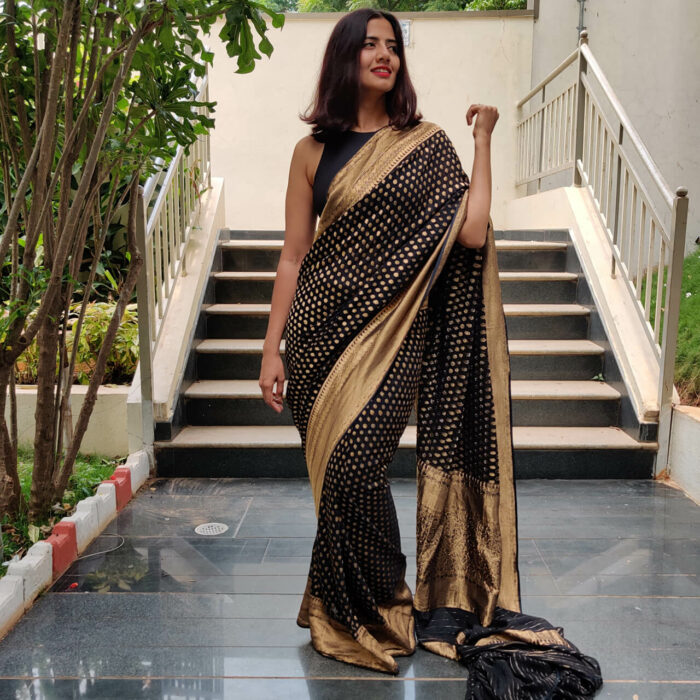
[493,229,570,242]
[218,238,570,272]
[213,270,580,304]
[154,425,655,479]
[205,302,592,340]
[195,338,605,381]
[183,379,620,428]
[222,228,572,242]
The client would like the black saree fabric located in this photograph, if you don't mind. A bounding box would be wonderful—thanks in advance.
[282,121,603,696]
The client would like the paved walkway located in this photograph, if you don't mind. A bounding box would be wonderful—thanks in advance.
[0,477,698,698]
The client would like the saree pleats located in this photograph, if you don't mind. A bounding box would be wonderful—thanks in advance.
[284,122,603,694]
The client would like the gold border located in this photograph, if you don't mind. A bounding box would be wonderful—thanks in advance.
[315,121,441,242]
[481,224,522,614]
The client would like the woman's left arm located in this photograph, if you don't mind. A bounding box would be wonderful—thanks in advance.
[457,104,499,249]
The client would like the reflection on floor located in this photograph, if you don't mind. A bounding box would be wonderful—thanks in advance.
[1,477,698,699]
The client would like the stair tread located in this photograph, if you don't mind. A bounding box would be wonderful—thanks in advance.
[508,339,604,354]
[196,337,603,355]
[160,425,654,450]
[214,270,578,282]
[219,239,568,251]
[184,379,619,400]
[205,302,592,317]
[502,303,589,316]
[498,271,578,281]
[214,271,277,280]
[220,239,284,249]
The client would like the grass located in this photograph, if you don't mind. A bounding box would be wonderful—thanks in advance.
[0,448,124,578]
[641,250,700,405]
[675,252,700,404]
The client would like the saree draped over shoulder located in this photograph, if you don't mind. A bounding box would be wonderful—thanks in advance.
[284,122,603,697]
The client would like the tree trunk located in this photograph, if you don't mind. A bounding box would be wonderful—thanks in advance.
[0,366,23,518]
[28,292,63,521]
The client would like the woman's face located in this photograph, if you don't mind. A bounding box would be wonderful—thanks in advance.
[358,17,400,96]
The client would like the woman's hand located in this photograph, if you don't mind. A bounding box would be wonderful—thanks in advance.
[259,350,286,413]
[466,104,499,140]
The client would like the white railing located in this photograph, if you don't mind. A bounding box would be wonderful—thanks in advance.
[134,67,212,450]
[516,31,689,473]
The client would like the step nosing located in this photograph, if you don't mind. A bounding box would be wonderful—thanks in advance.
[195,338,602,355]
[205,303,591,316]
[214,271,579,281]
[183,379,620,400]
[157,426,653,450]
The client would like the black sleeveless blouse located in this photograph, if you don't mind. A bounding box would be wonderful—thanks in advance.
[312,130,378,217]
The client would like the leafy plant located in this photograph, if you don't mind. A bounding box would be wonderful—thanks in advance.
[0,1,284,523]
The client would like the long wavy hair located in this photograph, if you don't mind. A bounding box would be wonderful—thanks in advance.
[301,9,422,141]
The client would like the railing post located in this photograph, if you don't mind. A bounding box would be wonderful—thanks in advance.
[572,30,588,186]
[655,186,689,476]
[135,185,155,456]
[537,85,545,193]
[610,123,624,278]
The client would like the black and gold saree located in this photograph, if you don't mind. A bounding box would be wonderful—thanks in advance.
[284,122,603,697]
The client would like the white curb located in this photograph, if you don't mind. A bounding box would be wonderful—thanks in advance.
[0,575,24,632]
[94,482,117,528]
[5,541,53,609]
[62,498,100,553]
[123,450,149,494]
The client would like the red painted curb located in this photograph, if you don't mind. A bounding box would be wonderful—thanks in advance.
[45,520,78,577]
[103,466,132,510]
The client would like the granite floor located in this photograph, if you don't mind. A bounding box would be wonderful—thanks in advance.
[0,476,698,699]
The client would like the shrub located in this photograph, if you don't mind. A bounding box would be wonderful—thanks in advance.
[14,302,139,386]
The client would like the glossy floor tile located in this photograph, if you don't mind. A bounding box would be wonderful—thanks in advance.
[0,477,697,699]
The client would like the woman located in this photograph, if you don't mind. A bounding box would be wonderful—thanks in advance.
[259,9,603,697]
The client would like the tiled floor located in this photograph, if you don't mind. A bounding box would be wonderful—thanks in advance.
[1,477,698,699]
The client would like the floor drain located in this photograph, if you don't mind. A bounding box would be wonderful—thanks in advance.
[194,522,229,536]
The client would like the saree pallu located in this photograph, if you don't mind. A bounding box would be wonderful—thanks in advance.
[284,122,603,697]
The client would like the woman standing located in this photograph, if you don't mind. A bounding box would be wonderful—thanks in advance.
[259,9,602,697]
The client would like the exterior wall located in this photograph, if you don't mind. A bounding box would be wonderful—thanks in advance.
[207,11,534,230]
[7,385,129,458]
[531,0,700,254]
[668,405,700,504]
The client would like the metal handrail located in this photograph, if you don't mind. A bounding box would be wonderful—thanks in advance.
[134,66,212,452]
[516,47,578,108]
[515,30,689,475]
[578,43,673,209]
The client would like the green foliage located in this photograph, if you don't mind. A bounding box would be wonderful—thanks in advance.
[640,250,700,405]
[264,0,299,10]
[675,252,700,404]
[467,0,526,9]
[0,0,287,521]
[14,302,139,386]
[296,0,526,10]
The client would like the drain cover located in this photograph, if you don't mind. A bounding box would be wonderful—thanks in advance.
[194,522,229,536]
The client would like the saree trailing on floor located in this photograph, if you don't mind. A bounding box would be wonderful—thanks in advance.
[284,122,603,697]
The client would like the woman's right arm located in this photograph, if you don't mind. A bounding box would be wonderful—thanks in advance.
[259,136,320,413]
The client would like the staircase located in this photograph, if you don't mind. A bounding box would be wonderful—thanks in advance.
[154,228,657,478]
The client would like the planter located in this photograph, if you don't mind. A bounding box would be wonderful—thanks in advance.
[6,384,130,458]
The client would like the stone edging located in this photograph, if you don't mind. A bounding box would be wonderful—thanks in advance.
[0,450,150,639]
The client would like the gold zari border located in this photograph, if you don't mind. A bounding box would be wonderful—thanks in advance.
[297,575,415,674]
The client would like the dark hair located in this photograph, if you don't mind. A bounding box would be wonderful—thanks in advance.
[301,9,422,141]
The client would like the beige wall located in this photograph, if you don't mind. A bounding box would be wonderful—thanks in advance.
[206,12,534,230]
[8,386,129,458]
[531,0,700,253]
[669,405,700,504]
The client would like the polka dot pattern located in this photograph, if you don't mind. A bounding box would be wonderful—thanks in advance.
[284,127,499,638]
[418,244,500,484]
